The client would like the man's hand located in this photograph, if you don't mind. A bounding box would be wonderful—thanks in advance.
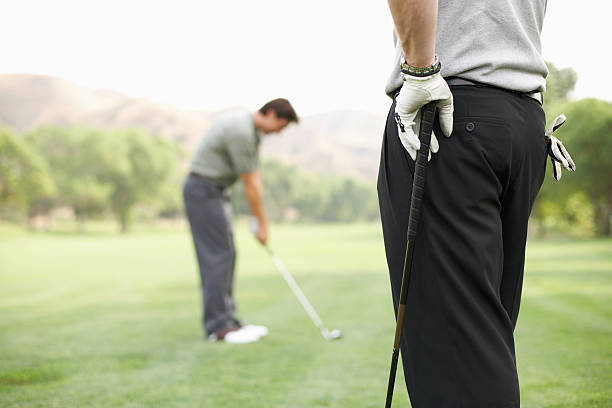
[394,71,454,161]
[249,218,268,246]
[545,114,576,181]
[241,171,268,244]
[254,221,268,246]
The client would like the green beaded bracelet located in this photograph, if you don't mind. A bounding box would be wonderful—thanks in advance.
[400,56,441,77]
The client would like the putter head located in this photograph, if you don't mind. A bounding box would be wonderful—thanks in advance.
[323,329,343,340]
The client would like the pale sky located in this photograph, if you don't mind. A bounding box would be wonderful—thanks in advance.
[1,0,610,117]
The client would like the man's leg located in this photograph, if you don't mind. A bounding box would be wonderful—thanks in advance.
[221,197,239,324]
[378,99,465,407]
[183,174,236,336]
[378,87,544,407]
[499,95,547,328]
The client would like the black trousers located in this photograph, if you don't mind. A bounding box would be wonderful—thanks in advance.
[183,174,237,335]
[377,86,547,407]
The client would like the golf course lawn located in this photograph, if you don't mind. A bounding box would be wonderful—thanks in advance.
[0,222,610,407]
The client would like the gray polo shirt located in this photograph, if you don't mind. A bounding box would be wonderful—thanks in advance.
[190,109,262,188]
[385,0,548,97]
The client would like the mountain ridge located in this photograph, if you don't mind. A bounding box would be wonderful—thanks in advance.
[0,74,384,180]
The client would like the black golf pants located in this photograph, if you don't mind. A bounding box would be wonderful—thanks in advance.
[183,173,237,336]
[377,85,547,407]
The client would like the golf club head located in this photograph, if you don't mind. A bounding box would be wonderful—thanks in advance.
[323,329,343,341]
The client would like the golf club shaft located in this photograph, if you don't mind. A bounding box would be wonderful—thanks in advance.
[266,247,329,336]
[385,101,436,408]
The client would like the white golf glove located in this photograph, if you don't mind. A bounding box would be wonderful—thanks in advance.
[545,114,576,181]
[394,71,454,161]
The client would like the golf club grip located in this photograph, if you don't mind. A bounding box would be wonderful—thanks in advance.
[407,101,436,241]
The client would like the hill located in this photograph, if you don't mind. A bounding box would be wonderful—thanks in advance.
[0,74,385,180]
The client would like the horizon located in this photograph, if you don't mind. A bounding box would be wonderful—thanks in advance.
[0,72,389,118]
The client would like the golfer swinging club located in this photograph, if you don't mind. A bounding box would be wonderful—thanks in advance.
[379,0,575,406]
[183,98,298,344]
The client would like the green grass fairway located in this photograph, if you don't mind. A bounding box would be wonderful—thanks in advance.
[0,222,610,407]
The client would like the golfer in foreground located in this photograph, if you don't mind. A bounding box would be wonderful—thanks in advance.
[183,98,298,344]
[378,0,574,406]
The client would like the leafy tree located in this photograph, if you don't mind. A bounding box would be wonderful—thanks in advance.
[553,98,612,235]
[543,61,577,109]
[231,160,379,223]
[144,142,187,219]
[26,126,111,231]
[290,173,331,221]
[0,127,55,219]
[532,62,580,236]
[99,130,178,232]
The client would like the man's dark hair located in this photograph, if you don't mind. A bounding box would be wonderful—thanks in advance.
[259,98,299,123]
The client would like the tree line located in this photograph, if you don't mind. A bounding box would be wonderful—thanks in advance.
[533,63,612,236]
[232,160,379,223]
[0,125,379,231]
[0,126,185,232]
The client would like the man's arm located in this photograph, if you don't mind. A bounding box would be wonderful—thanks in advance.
[240,170,268,245]
[387,0,453,160]
[387,0,437,67]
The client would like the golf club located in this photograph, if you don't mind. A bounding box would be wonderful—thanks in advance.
[384,101,436,407]
[251,220,342,341]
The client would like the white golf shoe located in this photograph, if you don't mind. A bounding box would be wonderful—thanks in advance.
[223,327,261,344]
[241,324,269,338]
[207,326,261,344]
